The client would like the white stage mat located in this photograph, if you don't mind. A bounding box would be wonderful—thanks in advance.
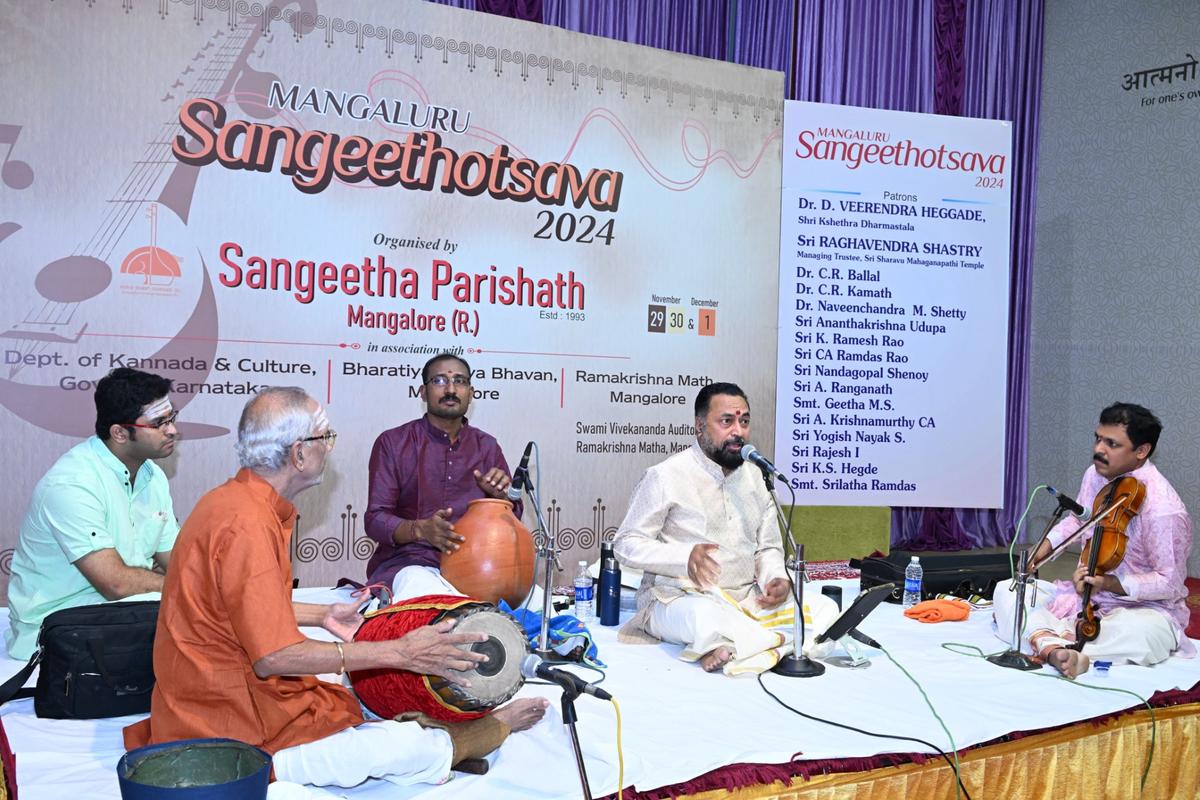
[3,581,1198,799]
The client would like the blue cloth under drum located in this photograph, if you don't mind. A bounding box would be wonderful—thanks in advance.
[499,602,604,667]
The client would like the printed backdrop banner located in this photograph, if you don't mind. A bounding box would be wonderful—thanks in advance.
[774,101,1013,507]
[0,1,782,591]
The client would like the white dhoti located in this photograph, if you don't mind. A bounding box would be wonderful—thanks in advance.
[273,719,453,788]
[1024,607,1177,666]
[991,578,1057,654]
[390,565,466,603]
[389,564,543,609]
[646,589,839,676]
[992,580,1177,665]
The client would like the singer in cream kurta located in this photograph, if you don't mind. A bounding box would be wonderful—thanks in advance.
[614,442,835,675]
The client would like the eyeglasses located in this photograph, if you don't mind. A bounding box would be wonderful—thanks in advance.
[122,410,180,430]
[299,429,338,450]
[426,375,470,387]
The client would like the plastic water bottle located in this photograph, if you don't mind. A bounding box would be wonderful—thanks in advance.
[574,560,595,621]
[903,556,923,608]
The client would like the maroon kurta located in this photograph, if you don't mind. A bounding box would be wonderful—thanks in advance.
[365,415,518,586]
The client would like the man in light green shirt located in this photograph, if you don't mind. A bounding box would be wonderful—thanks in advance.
[5,368,181,659]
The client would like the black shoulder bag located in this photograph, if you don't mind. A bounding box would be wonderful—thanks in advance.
[0,600,159,719]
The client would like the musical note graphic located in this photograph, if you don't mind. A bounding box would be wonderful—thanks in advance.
[0,24,258,426]
[0,124,35,190]
[0,1,320,436]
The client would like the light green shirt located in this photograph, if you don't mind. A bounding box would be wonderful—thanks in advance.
[5,436,179,659]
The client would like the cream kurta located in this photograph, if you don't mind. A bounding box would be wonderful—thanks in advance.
[614,442,787,642]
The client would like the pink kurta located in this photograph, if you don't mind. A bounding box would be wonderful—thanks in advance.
[1045,461,1194,657]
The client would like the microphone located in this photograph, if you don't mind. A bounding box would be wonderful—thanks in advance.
[1046,486,1087,518]
[739,444,786,483]
[506,441,534,502]
[847,628,882,650]
[520,654,612,701]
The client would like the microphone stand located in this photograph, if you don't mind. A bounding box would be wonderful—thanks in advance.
[762,469,824,678]
[986,546,1042,671]
[987,500,1073,671]
[522,473,561,656]
[557,681,593,800]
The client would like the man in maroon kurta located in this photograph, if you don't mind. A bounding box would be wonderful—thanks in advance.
[365,353,521,596]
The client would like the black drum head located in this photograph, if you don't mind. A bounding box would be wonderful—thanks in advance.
[471,635,506,678]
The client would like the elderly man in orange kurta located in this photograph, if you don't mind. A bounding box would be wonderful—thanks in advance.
[124,387,545,788]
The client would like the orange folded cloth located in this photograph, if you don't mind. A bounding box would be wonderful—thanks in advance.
[903,598,970,623]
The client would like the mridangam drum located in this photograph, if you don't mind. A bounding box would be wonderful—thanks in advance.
[350,594,528,723]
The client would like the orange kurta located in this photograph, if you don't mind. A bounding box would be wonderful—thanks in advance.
[124,469,363,753]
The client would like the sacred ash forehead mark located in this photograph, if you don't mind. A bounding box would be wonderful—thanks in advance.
[142,396,173,420]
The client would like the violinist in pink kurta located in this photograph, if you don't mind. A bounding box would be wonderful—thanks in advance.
[994,403,1193,678]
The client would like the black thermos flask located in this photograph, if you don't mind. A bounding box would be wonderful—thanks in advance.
[599,542,621,626]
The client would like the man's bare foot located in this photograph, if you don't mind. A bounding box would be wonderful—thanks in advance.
[493,697,549,732]
[1047,647,1090,678]
[700,646,733,672]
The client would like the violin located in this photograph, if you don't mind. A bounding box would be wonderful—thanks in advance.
[1071,476,1145,650]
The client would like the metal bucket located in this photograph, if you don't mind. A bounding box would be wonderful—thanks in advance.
[117,738,270,800]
